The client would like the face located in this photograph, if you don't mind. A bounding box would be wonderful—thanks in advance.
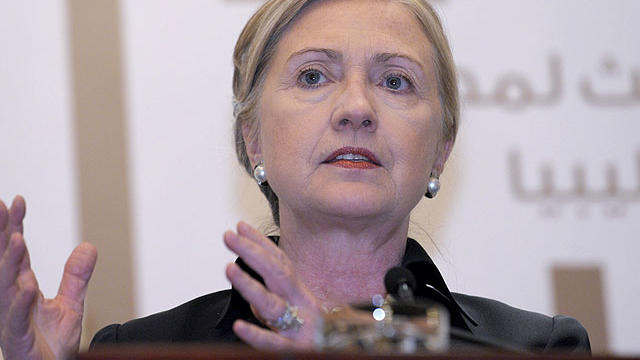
[252,0,446,223]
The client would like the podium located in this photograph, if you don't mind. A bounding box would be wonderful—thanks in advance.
[77,345,638,360]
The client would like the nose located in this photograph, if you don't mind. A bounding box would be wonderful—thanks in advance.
[331,75,377,132]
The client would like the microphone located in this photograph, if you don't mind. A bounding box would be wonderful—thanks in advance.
[384,266,417,303]
[386,267,528,353]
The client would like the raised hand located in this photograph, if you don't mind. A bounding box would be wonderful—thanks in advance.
[224,222,324,350]
[0,196,98,360]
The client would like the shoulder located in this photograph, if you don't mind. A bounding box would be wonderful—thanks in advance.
[90,289,232,347]
[452,293,590,353]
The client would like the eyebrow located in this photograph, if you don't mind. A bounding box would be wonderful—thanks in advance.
[286,48,342,62]
[372,52,425,70]
[286,49,426,74]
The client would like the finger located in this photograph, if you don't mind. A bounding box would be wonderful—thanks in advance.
[236,221,279,255]
[0,234,32,322]
[7,195,26,237]
[7,273,38,341]
[0,233,28,293]
[57,242,98,314]
[0,198,8,231]
[233,319,293,351]
[224,231,275,276]
[224,231,296,297]
[0,199,9,256]
[226,263,287,322]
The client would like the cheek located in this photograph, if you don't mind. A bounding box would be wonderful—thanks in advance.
[390,118,441,204]
[259,94,327,178]
[387,106,442,173]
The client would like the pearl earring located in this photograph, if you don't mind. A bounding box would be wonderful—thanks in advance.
[425,175,440,199]
[253,161,267,185]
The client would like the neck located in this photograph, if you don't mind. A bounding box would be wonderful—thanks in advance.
[277,206,409,308]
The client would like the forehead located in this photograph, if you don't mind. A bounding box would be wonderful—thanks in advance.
[275,0,433,64]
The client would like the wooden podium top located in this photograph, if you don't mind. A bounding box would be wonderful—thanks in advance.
[77,344,637,360]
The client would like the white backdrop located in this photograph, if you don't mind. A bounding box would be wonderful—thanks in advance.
[1,0,639,355]
[0,0,79,299]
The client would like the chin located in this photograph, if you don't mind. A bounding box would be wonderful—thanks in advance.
[313,184,394,219]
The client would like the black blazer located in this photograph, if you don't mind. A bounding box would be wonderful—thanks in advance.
[91,239,590,353]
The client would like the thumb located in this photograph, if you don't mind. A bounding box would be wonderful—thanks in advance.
[56,242,98,313]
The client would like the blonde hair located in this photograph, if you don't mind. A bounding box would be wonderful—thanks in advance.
[232,0,459,225]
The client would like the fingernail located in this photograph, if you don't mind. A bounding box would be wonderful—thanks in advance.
[238,221,255,235]
[225,263,234,278]
[223,231,240,249]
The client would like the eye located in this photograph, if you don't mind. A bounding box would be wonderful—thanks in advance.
[382,73,411,92]
[298,68,328,88]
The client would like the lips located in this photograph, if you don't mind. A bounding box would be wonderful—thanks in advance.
[323,146,381,169]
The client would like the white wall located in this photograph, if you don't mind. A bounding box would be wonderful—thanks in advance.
[119,0,266,316]
[2,0,638,355]
[0,0,78,298]
[432,1,640,353]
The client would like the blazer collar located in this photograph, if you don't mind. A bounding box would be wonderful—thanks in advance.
[402,238,477,330]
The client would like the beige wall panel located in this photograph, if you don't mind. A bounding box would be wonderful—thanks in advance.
[67,0,135,344]
[553,266,608,353]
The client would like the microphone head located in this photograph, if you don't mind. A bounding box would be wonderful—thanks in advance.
[384,266,417,295]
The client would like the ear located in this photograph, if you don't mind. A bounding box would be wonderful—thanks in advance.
[432,138,454,176]
[241,122,262,167]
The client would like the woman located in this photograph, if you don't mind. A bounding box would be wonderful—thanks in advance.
[0,0,590,358]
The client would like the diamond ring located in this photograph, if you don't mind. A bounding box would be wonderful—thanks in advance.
[268,302,304,331]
